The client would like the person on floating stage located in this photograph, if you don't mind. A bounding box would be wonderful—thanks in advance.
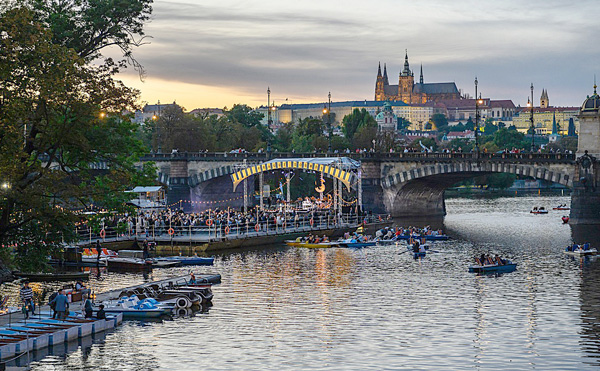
[583,243,590,251]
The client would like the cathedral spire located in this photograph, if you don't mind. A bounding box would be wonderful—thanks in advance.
[401,49,411,76]
[377,62,382,77]
[383,63,389,85]
[419,64,423,84]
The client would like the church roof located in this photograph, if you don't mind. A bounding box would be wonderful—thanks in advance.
[413,82,459,95]
[384,85,398,95]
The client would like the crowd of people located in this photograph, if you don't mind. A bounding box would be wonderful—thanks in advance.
[79,206,370,239]
[19,280,106,320]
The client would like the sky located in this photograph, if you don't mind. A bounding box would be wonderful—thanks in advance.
[112,0,600,111]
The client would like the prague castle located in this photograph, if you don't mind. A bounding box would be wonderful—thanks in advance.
[375,51,461,104]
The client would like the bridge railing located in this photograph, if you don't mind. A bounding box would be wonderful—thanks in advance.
[140,151,575,162]
[74,213,391,245]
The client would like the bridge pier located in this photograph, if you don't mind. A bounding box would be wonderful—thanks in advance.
[360,160,386,214]
[570,154,600,224]
[166,159,192,212]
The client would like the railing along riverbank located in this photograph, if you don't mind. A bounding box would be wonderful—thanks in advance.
[75,213,391,246]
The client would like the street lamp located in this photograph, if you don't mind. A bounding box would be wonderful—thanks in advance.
[529,83,535,152]
[474,77,480,158]
[267,87,272,130]
[327,92,332,153]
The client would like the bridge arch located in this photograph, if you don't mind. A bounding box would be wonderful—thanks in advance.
[381,161,573,217]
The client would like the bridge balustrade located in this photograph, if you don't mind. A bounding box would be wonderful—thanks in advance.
[141,151,575,163]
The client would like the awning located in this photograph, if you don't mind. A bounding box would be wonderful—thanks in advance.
[125,186,163,193]
[231,157,359,191]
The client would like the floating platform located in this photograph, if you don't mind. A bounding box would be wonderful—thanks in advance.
[0,312,122,361]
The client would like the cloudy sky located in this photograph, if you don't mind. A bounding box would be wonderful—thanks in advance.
[115,0,599,111]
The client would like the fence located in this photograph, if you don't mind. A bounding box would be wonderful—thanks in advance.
[75,213,390,245]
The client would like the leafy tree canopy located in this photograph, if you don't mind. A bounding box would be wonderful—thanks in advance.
[0,6,154,271]
[341,108,376,140]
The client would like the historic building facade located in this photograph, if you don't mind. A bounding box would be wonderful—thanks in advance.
[375,52,461,104]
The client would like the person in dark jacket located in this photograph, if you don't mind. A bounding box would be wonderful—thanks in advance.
[48,290,58,319]
[83,294,94,318]
[96,304,106,319]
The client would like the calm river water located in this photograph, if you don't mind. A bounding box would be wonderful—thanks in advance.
[9,195,600,370]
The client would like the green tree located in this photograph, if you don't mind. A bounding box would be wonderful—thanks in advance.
[352,126,377,150]
[431,114,449,132]
[492,128,526,150]
[27,0,153,73]
[0,6,154,271]
[341,108,376,140]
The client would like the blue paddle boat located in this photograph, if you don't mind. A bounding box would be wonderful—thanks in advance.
[468,261,517,274]
[338,239,377,248]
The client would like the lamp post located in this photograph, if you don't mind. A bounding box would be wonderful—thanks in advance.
[327,92,332,153]
[267,87,272,130]
[474,77,480,158]
[529,83,535,152]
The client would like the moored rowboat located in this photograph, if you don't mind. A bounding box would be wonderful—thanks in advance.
[13,272,90,282]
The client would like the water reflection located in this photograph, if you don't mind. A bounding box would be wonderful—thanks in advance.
[0,195,597,370]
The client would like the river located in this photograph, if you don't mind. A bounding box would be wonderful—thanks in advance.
[6,195,600,370]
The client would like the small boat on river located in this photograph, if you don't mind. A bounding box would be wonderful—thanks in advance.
[553,204,570,210]
[285,240,337,248]
[338,240,376,248]
[98,298,171,319]
[468,261,517,274]
[530,207,549,214]
[107,257,152,271]
[154,256,215,266]
[13,271,90,282]
[564,243,597,256]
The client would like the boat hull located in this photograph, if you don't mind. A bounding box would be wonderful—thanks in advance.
[564,249,597,256]
[338,242,376,248]
[285,241,337,248]
[12,272,90,282]
[468,263,517,273]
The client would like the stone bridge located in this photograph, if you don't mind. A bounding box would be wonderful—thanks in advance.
[139,150,600,224]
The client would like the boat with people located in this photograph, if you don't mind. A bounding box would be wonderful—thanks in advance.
[338,240,377,248]
[530,207,549,214]
[285,240,337,248]
[564,243,597,256]
[468,254,517,274]
[553,204,570,210]
[286,234,338,248]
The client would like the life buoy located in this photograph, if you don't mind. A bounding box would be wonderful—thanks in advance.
[310,218,314,226]
[99,229,106,238]
[224,226,230,235]
[206,219,213,226]
[255,224,260,232]
[168,228,175,235]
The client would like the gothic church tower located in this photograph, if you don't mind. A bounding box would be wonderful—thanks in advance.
[375,62,385,101]
[540,89,549,108]
[398,51,414,104]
